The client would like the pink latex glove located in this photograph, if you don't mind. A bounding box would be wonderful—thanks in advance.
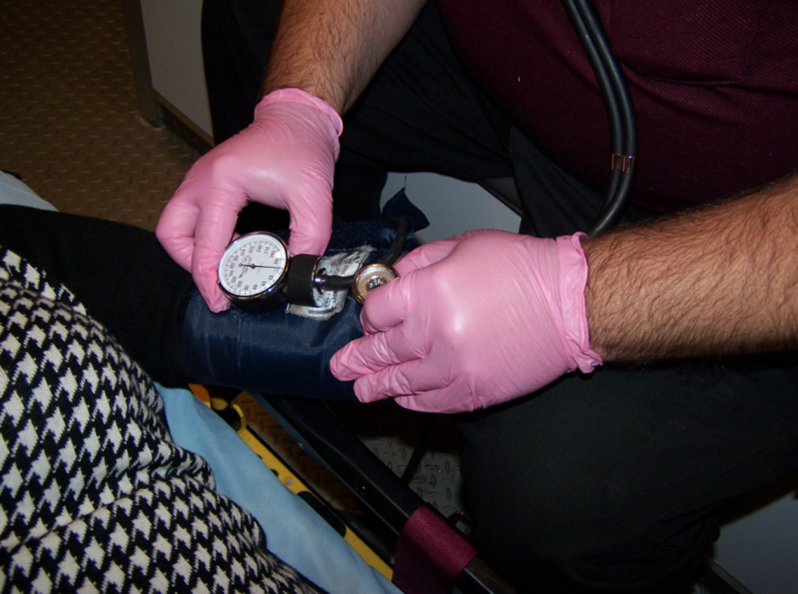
[330,230,602,413]
[155,88,343,312]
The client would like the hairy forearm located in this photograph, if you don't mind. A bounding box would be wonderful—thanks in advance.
[583,174,798,362]
[262,0,427,113]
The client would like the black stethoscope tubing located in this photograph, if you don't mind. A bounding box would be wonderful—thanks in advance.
[561,0,638,235]
[322,1,636,290]
[315,216,409,290]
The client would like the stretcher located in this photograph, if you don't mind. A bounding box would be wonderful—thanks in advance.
[194,384,518,594]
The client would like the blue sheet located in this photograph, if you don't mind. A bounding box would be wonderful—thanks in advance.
[159,384,401,594]
[0,171,57,211]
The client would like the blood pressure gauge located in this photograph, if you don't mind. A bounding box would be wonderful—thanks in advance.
[218,216,407,313]
[218,231,322,313]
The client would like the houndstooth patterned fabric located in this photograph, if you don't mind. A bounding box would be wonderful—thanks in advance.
[0,246,324,593]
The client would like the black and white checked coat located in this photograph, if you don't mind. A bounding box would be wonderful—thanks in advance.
[0,246,324,593]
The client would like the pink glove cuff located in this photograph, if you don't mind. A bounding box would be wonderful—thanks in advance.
[256,88,344,138]
[556,233,603,373]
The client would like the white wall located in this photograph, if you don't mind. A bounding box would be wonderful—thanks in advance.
[713,494,798,593]
[381,172,520,243]
[140,0,213,138]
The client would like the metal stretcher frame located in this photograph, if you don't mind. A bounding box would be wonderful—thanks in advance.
[255,394,519,594]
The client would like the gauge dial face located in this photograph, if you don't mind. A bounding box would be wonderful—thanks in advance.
[218,232,288,298]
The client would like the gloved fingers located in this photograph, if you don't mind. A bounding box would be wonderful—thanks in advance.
[356,370,481,413]
[330,321,426,380]
[393,383,480,414]
[357,272,414,334]
[351,356,448,403]
[189,191,244,313]
[155,198,200,273]
[393,236,460,276]
[285,194,334,256]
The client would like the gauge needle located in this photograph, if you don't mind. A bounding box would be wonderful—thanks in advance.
[240,263,281,270]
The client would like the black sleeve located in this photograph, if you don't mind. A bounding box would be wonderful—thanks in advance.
[0,205,193,386]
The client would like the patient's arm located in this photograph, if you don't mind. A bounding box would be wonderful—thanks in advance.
[584,174,798,362]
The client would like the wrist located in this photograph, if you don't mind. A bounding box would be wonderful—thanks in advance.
[556,233,603,372]
[255,88,344,138]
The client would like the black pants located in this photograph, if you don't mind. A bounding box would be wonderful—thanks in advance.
[0,205,193,388]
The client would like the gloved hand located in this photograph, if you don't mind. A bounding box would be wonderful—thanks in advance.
[156,88,343,312]
[330,230,602,413]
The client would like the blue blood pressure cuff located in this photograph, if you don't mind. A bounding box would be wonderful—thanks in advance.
[183,190,428,401]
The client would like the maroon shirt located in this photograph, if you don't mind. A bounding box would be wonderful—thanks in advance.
[438,0,798,212]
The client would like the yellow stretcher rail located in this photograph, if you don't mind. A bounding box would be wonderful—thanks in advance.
[190,385,394,581]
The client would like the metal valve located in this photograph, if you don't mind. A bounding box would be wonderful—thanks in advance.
[351,263,398,305]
